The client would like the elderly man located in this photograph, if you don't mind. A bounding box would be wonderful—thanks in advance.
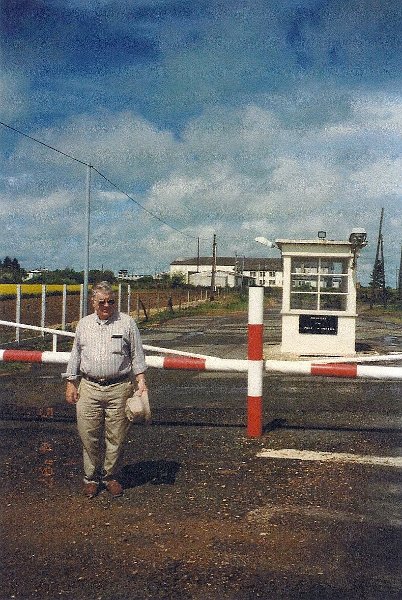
[65,281,147,498]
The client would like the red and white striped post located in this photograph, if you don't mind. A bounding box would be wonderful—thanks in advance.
[247,286,264,437]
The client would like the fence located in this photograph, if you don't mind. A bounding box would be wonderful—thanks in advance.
[0,284,213,345]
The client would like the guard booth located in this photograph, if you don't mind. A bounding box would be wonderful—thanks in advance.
[276,233,366,356]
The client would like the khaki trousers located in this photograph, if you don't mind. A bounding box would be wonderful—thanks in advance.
[76,378,134,484]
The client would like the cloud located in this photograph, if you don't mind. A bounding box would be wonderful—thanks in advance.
[11,110,178,185]
[284,0,402,83]
[351,157,402,197]
[1,89,400,283]
[0,73,29,123]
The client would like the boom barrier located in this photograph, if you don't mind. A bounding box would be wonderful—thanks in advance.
[1,349,401,380]
[1,287,401,438]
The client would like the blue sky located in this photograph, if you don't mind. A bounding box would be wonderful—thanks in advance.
[0,0,401,284]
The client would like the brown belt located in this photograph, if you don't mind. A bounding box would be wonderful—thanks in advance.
[80,372,130,386]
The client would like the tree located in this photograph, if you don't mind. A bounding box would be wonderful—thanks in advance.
[170,272,185,288]
[0,256,26,283]
[2,256,13,269]
[88,270,116,284]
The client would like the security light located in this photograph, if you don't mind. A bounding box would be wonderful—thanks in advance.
[349,228,367,248]
[255,236,276,248]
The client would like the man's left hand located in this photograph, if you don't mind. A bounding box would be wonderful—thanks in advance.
[136,373,147,394]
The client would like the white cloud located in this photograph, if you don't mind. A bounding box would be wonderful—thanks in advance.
[1,91,400,282]
[351,157,402,197]
[12,111,178,185]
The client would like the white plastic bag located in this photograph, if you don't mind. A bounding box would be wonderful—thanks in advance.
[125,390,151,424]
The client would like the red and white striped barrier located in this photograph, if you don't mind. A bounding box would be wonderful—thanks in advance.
[264,360,402,380]
[1,349,402,381]
[2,285,402,442]
[146,354,246,371]
[247,287,264,437]
[0,349,71,364]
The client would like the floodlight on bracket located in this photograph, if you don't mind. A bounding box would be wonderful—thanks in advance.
[349,227,368,268]
[254,236,276,248]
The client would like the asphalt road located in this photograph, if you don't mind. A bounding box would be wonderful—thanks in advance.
[0,309,401,599]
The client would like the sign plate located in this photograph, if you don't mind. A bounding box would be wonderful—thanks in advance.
[299,314,338,335]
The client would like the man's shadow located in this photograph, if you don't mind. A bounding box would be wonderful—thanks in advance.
[121,460,181,489]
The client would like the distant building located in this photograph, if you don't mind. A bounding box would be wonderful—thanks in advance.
[24,267,49,280]
[117,270,143,281]
[118,270,170,282]
[170,256,283,288]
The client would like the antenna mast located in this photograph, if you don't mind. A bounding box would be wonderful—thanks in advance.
[370,208,387,307]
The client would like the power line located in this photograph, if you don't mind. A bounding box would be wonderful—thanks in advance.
[0,121,199,240]
[92,167,197,239]
[0,121,89,167]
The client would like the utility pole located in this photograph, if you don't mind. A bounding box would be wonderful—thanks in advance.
[210,234,217,300]
[83,164,92,316]
[370,208,387,307]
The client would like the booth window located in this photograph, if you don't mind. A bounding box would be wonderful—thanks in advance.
[290,258,348,311]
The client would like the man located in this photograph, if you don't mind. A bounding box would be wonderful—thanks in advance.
[65,281,147,499]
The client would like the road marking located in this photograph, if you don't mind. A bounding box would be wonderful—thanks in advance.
[257,448,402,468]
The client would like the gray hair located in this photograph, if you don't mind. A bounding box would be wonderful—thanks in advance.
[91,281,115,298]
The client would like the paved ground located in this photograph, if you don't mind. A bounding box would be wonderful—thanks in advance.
[0,309,401,599]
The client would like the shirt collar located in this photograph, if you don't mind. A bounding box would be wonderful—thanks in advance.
[94,311,119,325]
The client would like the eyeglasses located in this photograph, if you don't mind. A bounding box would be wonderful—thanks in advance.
[98,299,115,306]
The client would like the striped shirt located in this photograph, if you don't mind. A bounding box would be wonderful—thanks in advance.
[65,311,146,381]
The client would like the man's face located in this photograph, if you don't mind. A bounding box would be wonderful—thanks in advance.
[93,292,116,320]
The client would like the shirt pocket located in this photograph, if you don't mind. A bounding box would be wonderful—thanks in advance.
[111,334,123,354]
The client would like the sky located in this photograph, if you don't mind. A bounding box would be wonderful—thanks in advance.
[0,0,401,285]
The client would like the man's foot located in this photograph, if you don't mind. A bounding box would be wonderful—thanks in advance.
[83,482,99,498]
[105,479,123,498]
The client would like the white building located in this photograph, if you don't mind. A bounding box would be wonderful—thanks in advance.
[24,268,49,280]
[117,270,144,281]
[170,256,283,288]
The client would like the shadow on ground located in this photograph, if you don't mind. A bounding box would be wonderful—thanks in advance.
[121,459,181,488]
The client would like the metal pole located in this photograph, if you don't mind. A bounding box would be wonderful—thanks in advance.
[398,244,402,300]
[210,234,217,300]
[83,165,91,316]
[118,283,122,312]
[62,284,67,330]
[79,284,84,319]
[41,284,46,337]
[16,284,21,344]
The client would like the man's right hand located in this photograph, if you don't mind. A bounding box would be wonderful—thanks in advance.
[66,381,79,404]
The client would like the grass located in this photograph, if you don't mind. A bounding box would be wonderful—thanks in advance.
[139,293,250,327]
[358,303,402,325]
